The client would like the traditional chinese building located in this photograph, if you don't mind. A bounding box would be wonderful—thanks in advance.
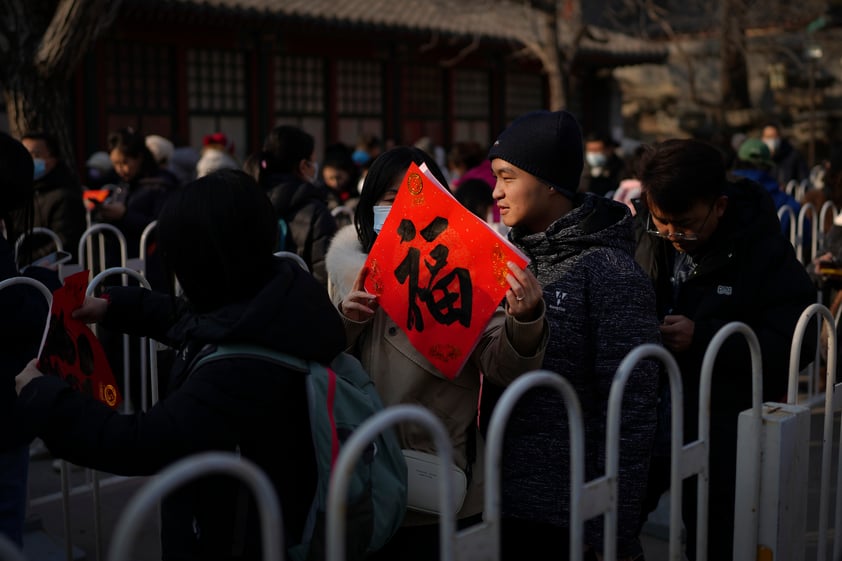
[31,0,669,167]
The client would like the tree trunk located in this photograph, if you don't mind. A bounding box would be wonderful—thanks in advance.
[543,14,567,110]
[720,0,751,111]
[0,0,121,167]
[4,69,75,167]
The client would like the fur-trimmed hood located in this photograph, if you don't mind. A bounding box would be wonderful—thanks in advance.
[325,224,367,305]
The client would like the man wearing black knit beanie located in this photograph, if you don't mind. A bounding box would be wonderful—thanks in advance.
[487,110,661,561]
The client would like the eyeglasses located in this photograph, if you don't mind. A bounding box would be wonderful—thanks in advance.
[647,204,714,241]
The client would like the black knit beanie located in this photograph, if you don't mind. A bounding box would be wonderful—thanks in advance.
[0,131,34,215]
[488,109,584,199]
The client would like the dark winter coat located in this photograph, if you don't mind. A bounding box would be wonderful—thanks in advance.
[263,172,338,286]
[501,194,661,557]
[729,168,802,236]
[634,176,817,560]
[771,138,809,189]
[579,153,625,197]
[10,161,87,262]
[0,235,59,452]
[90,169,176,290]
[635,177,816,421]
[93,169,177,260]
[14,256,346,560]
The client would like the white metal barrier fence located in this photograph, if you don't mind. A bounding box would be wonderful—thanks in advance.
[107,452,283,561]
[21,311,842,560]
[788,303,840,561]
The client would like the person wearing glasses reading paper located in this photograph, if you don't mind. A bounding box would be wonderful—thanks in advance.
[633,138,817,561]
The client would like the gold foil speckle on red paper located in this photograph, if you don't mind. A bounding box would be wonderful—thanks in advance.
[429,343,462,363]
[491,245,509,287]
[407,173,424,195]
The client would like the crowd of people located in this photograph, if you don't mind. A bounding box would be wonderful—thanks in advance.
[0,110,830,561]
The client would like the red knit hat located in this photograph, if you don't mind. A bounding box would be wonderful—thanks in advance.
[202,132,235,155]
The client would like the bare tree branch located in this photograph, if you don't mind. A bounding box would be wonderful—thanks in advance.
[419,32,440,53]
[441,36,481,67]
[35,0,122,79]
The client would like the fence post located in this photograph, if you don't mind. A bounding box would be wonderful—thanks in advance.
[107,452,283,561]
[326,404,455,561]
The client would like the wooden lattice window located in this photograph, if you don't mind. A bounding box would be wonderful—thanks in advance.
[505,72,544,121]
[274,55,325,115]
[454,69,489,119]
[402,66,444,118]
[187,49,246,112]
[105,42,173,111]
[337,60,383,115]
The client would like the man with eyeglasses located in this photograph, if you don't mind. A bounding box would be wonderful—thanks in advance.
[633,138,817,561]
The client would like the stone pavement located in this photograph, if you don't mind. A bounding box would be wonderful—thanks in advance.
[23,447,160,561]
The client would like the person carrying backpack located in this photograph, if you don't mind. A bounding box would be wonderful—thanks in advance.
[12,169,349,560]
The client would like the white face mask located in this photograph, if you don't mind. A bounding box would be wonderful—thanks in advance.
[373,205,392,234]
[308,162,319,184]
[586,152,606,168]
[763,138,780,154]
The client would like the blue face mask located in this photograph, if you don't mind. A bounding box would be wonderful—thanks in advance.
[586,152,606,169]
[373,205,392,234]
[33,158,47,180]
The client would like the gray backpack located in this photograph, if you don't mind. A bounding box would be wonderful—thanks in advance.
[195,344,407,561]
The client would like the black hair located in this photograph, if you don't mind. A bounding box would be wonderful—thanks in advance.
[107,127,158,179]
[354,146,449,253]
[638,138,727,214]
[584,131,616,147]
[620,144,647,181]
[322,142,355,171]
[260,125,314,180]
[156,169,278,313]
[21,131,60,159]
[0,132,35,253]
[241,152,262,182]
[447,141,485,172]
[455,178,494,219]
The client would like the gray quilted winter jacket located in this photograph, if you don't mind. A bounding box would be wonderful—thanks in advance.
[501,193,661,557]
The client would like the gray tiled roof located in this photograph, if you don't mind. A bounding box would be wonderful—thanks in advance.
[139,0,668,64]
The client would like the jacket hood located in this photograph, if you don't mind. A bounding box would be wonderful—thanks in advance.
[510,193,635,265]
[264,173,328,218]
[168,256,346,364]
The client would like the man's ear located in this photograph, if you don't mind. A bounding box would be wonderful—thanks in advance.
[714,194,729,218]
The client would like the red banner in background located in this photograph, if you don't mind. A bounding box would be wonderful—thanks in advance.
[37,271,122,409]
[363,162,529,379]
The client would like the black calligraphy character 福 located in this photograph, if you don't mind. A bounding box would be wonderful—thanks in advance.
[393,217,472,331]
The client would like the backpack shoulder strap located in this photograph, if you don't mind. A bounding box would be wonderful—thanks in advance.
[277,217,289,251]
[192,343,309,373]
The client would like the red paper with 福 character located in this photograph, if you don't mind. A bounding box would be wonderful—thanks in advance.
[37,270,122,409]
[363,162,529,379]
